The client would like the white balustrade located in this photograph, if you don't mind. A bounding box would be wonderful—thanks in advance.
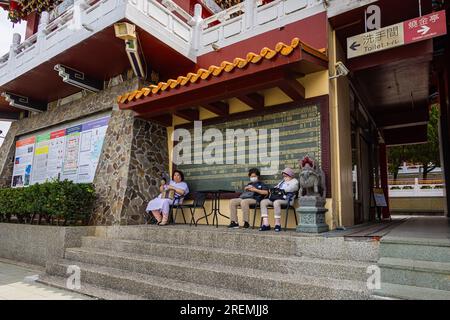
[199,0,323,55]
[389,178,445,198]
[0,0,329,85]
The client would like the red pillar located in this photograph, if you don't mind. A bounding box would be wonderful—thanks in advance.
[25,12,39,39]
[379,143,391,219]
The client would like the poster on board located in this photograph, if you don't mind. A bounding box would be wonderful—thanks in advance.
[11,137,35,187]
[47,129,66,181]
[12,115,110,187]
[77,117,109,183]
[31,133,50,184]
[61,125,82,182]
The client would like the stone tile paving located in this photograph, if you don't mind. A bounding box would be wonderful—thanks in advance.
[0,260,92,300]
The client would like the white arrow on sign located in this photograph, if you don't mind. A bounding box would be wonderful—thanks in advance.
[417,25,431,36]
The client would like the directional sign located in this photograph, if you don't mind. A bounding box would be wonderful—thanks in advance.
[347,10,447,59]
[404,10,447,44]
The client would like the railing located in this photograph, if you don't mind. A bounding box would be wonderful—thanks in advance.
[389,178,445,197]
[0,0,326,84]
[0,0,198,85]
[199,0,322,54]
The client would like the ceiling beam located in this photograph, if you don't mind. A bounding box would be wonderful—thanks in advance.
[54,64,103,93]
[0,111,20,121]
[1,92,47,113]
[383,125,428,146]
[130,67,293,117]
[146,114,173,127]
[278,78,305,101]
[237,93,264,110]
[202,101,229,116]
[174,108,200,122]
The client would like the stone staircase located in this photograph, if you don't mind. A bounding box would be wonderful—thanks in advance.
[38,225,379,300]
[375,236,450,300]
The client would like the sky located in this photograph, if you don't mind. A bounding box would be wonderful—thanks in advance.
[0,9,25,145]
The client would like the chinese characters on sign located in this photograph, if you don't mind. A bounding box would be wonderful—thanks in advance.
[404,10,447,43]
[348,10,447,59]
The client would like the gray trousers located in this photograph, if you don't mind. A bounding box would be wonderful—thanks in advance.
[229,198,257,223]
[260,199,293,219]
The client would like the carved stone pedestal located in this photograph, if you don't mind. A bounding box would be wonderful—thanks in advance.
[296,196,329,233]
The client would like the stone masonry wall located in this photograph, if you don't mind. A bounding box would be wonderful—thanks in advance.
[0,77,169,225]
[91,112,169,225]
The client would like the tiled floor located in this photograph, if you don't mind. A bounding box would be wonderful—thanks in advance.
[0,260,92,300]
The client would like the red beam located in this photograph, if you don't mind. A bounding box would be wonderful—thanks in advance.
[121,48,303,115]
[202,101,229,116]
[146,114,173,127]
[278,78,305,101]
[237,93,264,110]
[174,108,200,122]
[130,67,295,118]
[383,125,428,146]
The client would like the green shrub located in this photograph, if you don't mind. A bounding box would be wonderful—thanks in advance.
[420,185,433,189]
[402,186,414,190]
[0,180,96,226]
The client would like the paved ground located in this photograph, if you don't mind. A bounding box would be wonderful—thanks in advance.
[384,216,450,240]
[0,259,92,300]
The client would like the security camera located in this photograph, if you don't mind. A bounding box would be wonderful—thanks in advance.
[211,43,221,51]
[336,61,349,76]
[329,61,350,80]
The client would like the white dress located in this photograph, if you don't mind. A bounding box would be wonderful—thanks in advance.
[145,180,189,214]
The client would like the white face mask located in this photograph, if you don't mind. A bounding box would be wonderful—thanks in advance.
[250,177,258,183]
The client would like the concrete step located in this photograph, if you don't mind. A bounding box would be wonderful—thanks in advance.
[46,260,265,300]
[81,236,370,281]
[373,282,450,300]
[37,274,145,300]
[96,225,379,262]
[378,257,450,291]
[380,236,450,263]
[61,247,372,299]
[98,225,297,255]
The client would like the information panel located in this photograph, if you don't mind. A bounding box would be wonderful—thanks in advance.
[12,115,110,187]
[177,105,322,192]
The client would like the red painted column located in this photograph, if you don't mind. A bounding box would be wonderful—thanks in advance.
[379,143,391,219]
[25,12,39,39]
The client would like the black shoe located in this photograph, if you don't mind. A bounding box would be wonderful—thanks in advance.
[259,224,271,231]
[243,221,250,229]
[274,225,282,232]
[228,221,239,229]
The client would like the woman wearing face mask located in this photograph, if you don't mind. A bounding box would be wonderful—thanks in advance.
[228,168,269,229]
[259,168,299,232]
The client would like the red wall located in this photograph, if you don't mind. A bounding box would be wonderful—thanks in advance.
[173,0,213,17]
[197,12,328,68]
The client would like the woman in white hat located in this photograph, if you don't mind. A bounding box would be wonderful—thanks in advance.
[259,167,299,232]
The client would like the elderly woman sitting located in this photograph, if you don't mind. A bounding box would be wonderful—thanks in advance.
[145,170,189,226]
[259,167,299,232]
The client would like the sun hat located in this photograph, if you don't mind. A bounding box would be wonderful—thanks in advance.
[282,167,295,177]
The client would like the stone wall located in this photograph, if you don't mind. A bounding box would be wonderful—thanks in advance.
[0,77,170,225]
[91,111,169,225]
[0,78,139,188]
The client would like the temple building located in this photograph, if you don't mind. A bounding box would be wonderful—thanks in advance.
[0,0,448,230]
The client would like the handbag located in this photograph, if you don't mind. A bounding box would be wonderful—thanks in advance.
[240,191,255,199]
[161,188,175,200]
[269,187,285,202]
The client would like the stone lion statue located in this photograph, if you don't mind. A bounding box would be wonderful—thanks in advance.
[298,156,326,198]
